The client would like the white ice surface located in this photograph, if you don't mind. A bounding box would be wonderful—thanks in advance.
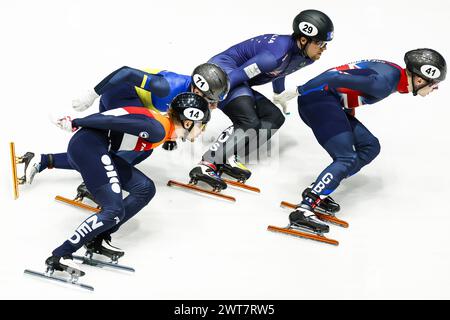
[1,0,450,299]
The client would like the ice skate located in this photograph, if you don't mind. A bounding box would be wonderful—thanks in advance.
[218,155,252,182]
[217,156,260,193]
[84,236,124,262]
[24,153,41,185]
[23,255,94,291]
[167,161,236,202]
[45,255,85,276]
[9,142,36,199]
[280,201,349,228]
[288,207,330,234]
[75,182,97,204]
[268,206,338,246]
[189,161,228,191]
[72,237,135,272]
[55,182,100,213]
[302,186,340,215]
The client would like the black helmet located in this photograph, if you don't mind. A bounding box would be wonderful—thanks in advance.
[169,92,211,125]
[292,9,334,42]
[191,63,230,102]
[404,48,447,83]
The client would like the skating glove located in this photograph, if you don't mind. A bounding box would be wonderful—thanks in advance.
[72,89,100,112]
[162,140,177,151]
[51,115,79,133]
[273,88,300,115]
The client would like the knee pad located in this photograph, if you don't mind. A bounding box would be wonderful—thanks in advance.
[141,178,156,204]
[131,177,156,205]
[358,137,381,164]
[337,152,359,173]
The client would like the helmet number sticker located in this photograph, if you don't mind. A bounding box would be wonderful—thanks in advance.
[299,22,318,37]
[420,65,441,79]
[193,74,210,92]
[184,107,204,121]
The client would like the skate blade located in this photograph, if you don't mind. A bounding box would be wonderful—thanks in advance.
[267,225,339,246]
[73,255,135,273]
[10,142,23,200]
[55,196,100,213]
[280,201,349,228]
[167,180,236,202]
[222,178,260,193]
[24,269,94,291]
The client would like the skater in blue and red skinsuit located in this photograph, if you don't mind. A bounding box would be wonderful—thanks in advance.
[287,49,447,234]
[25,64,229,184]
[44,93,211,273]
[188,9,335,189]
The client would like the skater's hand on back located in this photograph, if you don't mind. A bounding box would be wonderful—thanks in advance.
[273,88,300,115]
[72,89,99,112]
[51,115,79,133]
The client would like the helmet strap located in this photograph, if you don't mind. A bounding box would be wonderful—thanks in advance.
[298,37,312,58]
[412,73,430,96]
[183,121,195,132]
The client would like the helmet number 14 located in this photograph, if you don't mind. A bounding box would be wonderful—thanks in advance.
[189,110,200,119]
[184,107,205,121]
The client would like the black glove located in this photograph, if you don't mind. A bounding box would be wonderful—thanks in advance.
[162,140,177,151]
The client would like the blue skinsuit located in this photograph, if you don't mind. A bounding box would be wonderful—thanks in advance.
[296,59,410,207]
[203,34,315,164]
[52,107,173,257]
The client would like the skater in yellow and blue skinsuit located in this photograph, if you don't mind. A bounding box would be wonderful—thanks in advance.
[25,64,229,183]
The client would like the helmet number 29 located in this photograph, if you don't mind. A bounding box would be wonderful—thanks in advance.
[299,22,318,37]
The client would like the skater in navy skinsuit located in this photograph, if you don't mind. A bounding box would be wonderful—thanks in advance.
[188,10,335,190]
[286,49,447,234]
[43,93,211,274]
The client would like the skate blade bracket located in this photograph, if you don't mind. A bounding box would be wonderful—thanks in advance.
[73,255,135,273]
[280,201,349,228]
[55,195,100,213]
[267,225,339,246]
[24,269,94,291]
[10,142,26,200]
[221,178,261,193]
[167,180,236,202]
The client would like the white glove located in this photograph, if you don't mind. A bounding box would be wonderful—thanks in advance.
[273,88,300,115]
[72,89,99,112]
[51,115,78,133]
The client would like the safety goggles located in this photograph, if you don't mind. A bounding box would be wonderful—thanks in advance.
[183,121,207,132]
[312,40,329,49]
[427,81,440,89]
